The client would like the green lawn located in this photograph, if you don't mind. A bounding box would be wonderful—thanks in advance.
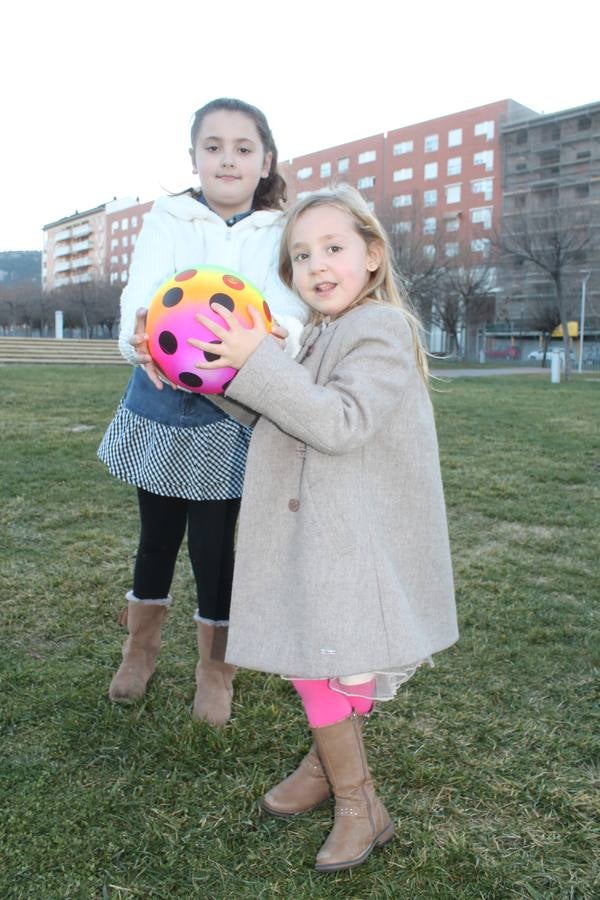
[1,366,598,899]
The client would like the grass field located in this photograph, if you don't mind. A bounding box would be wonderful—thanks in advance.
[1,366,599,899]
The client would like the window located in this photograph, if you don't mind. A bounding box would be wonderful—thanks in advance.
[578,116,592,130]
[445,217,460,232]
[446,184,461,203]
[121,218,129,230]
[424,134,439,152]
[471,207,492,229]
[392,221,412,234]
[110,255,118,265]
[131,234,137,246]
[110,272,119,284]
[122,235,129,247]
[447,157,462,176]
[393,194,412,207]
[423,217,436,234]
[122,253,128,265]
[120,270,128,282]
[297,166,312,180]
[393,140,413,155]
[576,150,591,160]
[111,221,119,232]
[575,184,590,198]
[424,162,438,180]
[472,178,493,201]
[131,216,138,228]
[357,175,375,189]
[111,238,118,250]
[448,128,462,147]
[474,150,494,171]
[358,150,376,164]
[366,201,375,211]
[423,244,436,258]
[445,242,459,257]
[516,129,527,145]
[475,120,494,140]
[393,168,413,181]
[471,238,490,256]
[338,157,349,173]
[424,189,437,207]
[320,161,331,178]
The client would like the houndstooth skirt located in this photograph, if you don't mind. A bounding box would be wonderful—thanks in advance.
[98,368,252,501]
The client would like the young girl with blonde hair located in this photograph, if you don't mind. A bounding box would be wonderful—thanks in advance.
[189,184,458,871]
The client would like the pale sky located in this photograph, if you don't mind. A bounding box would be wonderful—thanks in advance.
[2,0,598,250]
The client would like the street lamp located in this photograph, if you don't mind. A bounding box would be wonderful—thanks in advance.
[578,271,591,374]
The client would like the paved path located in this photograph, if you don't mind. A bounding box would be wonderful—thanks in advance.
[433,367,549,378]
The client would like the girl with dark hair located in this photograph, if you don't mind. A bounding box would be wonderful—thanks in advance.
[98,98,307,725]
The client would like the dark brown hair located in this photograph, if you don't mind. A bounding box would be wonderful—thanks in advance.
[190,98,287,211]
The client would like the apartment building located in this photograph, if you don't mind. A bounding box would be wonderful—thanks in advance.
[105,198,153,286]
[43,204,107,291]
[500,101,600,328]
[43,197,152,291]
[281,100,537,257]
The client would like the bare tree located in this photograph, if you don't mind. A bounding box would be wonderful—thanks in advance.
[439,237,498,360]
[497,207,592,377]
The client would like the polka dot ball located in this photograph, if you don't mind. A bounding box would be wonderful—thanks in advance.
[146,266,273,394]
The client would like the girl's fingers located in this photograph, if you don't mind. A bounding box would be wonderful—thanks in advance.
[195,311,229,338]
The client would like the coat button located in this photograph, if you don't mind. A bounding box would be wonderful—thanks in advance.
[288,499,300,512]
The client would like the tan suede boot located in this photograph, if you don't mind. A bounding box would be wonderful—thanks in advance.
[312,714,394,872]
[108,600,169,703]
[192,623,236,726]
[261,743,331,817]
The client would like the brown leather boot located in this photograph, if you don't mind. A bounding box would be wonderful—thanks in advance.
[312,714,394,872]
[261,743,331,817]
[192,623,236,726]
[108,600,169,702]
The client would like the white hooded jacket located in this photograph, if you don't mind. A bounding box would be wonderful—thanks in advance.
[118,193,308,365]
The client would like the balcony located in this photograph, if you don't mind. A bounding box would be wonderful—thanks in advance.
[72,224,92,238]
[71,256,91,269]
[56,229,71,242]
[72,240,91,252]
[55,261,72,273]
[71,273,92,284]
[55,244,72,257]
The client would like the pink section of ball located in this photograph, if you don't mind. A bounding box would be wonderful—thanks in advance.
[148,302,236,394]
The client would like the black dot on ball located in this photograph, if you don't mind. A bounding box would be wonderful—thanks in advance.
[204,340,222,363]
[221,379,233,392]
[158,331,177,354]
[162,287,184,307]
[179,372,203,388]
[209,292,235,312]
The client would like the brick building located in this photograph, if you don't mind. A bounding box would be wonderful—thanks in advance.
[281,100,536,256]
[42,197,152,292]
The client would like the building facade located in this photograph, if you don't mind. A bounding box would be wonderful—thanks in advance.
[499,101,600,338]
[43,197,152,292]
[281,100,537,254]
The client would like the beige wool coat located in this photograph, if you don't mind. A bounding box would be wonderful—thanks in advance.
[224,302,458,678]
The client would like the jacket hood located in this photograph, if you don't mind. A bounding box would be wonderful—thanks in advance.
[153,193,283,228]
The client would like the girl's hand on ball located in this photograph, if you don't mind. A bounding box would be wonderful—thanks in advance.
[130,307,171,390]
[190,305,268,370]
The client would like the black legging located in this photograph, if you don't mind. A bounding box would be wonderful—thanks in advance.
[133,488,240,622]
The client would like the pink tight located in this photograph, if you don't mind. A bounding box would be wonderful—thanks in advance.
[292,678,374,728]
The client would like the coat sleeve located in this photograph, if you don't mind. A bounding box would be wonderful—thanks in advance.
[117,207,176,364]
[226,307,419,455]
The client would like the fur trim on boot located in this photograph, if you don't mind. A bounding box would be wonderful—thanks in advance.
[108,597,169,703]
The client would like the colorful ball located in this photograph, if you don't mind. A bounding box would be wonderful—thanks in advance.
[146,266,272,394]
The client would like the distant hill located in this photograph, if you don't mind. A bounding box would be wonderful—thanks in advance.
[0,251,42,286]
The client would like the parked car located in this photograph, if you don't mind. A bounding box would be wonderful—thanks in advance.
[486,346,521,360]
[528,348,575,362]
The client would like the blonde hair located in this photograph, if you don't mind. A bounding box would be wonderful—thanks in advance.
[279,184,429,382]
